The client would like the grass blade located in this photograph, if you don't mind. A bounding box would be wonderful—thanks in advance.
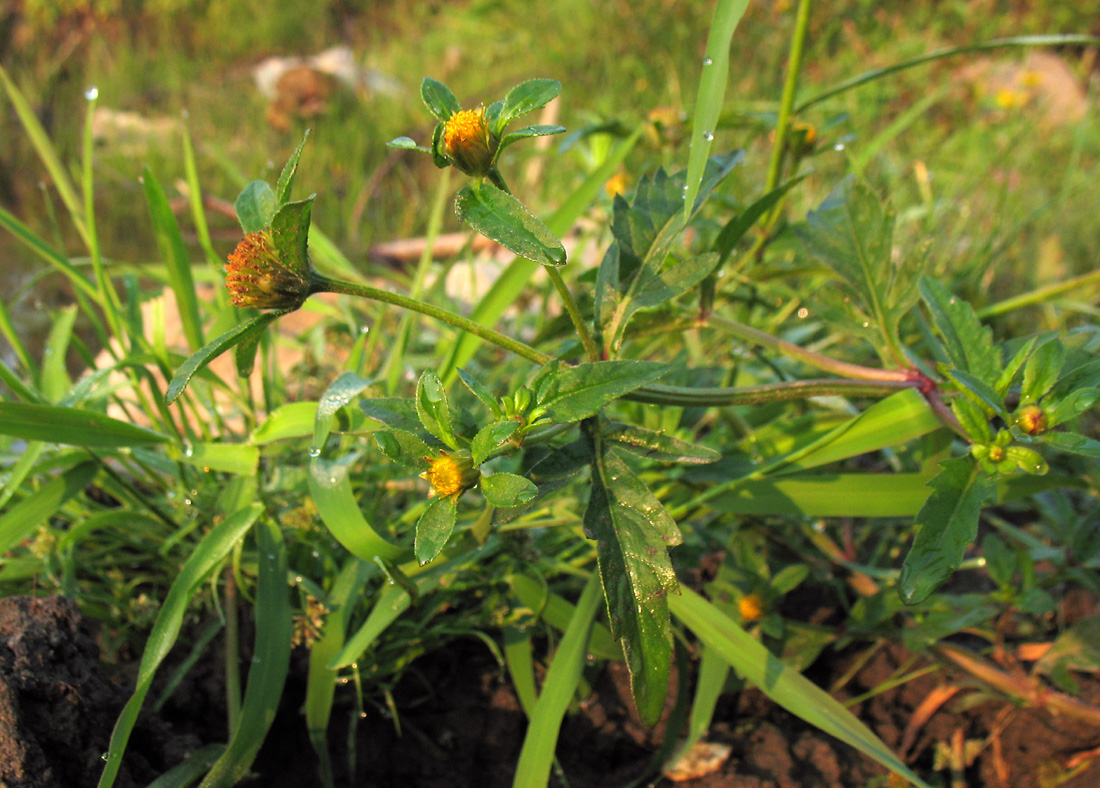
[0,461,98,554]
[670,587,931,788]
[98,504,262,788]
[309,454,409,563]
[512,573,601,788]
[200,518,292,788]
[682,0,751,218]
[0,401,169,447]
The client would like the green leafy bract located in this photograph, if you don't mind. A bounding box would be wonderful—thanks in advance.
[416,371,458,449]
[454,182,566,267]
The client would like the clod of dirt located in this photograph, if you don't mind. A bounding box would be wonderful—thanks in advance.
[0,595,192,788]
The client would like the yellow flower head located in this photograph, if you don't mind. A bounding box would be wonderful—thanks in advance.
[421,451,479,499]
[224,232,311,310]
[442,107,497,177]
[737,593,765,623]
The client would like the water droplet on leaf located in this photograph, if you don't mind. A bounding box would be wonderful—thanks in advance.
[84,86,99,101]
[702,56,713,66]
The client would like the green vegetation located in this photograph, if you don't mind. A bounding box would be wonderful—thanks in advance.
[1,1,1099,786]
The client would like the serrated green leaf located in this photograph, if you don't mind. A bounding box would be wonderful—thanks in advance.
[799,179,918,361]
[416,371,458,449]
[919,276,1000,380]
[359,397,425,435]
[455,182,566,267]
[415,495,456,564]
[952,397,993,444]
[275,130,310,204]
[374,429,434,470]
[1047,388,1100,428]
[585,444,681,726]
[498,124,567,149]
[603,422,720,464]
[995,337,1036,396]
[480,472,537,508]
[499,79,561,128]
[420,78,461,121]
[534,360,668,423]
[1040,431,1100,458]
[0,402,168,447]
[269,197,314,278]
[234,180,277,235]
[944,367,1007,418]
[165,310,291,404]
[313,372,374,448]
[471,420,519,465]
[457,368,501,417]
[900,456,995,604]
[1021,338,1065,406]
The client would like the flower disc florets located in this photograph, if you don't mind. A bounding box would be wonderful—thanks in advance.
[421,451,480,500]
[442,107,498,177]
[225,231,311,310]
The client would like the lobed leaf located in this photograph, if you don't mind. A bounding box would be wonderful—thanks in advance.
[919,276,1001,381]
[533,360,669,423]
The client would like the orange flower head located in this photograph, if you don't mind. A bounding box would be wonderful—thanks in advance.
[442,107,497,177]
[737,593,765,623]
[224,231,311,310]
[421,452,479,499]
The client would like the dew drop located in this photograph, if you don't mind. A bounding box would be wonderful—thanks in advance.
[329,476,337,485]
[702,56,714,66]
[834,142,846,151]
[294,575,303,583]
[183,498,192,506]
[862,321,870,328]
[84,86,99,101]
[703,131,714,142]
[797,307,809,319]
[308,446,322,458]
[101,751,110,761]
[183,443,193,458]
[311,550,320,558]
[359,325,369,334]
[359,712,368,719]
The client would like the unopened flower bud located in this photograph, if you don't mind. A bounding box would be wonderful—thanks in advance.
[442,107,498,177]
[1016,405,1047,436]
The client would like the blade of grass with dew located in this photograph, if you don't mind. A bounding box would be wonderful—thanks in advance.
[437,126,643,384]
[0,358,43,404]
[706,472,934,517]
[306,558,375,788]
[512,573,601,788]
[0,64,88,245]
[328,558,457,669]
[503,626,538,718]
[0,291,36,378]
[200,518,292,788]
[40,304,77,402]
[308,454,408,563]
[181,120,222,272]
[0,401,170,447]
[510,572,621,660]
[98,504,262,788]
[682,0,751,219]
[144,166,205,352]
[670,587,931,788]
[166,442,259,476]
[82,89,125,345]
[250,401,319,444]
[0,441,44,511]
[145,744,226,788]
[0,461,98,554]
[797,34,1100,112]
[0,205,101,303]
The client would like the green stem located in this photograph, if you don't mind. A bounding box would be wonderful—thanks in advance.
[628,377,910,407]
[701,310,912,382]
[489,170,599,361]
[764,0,813,195]
[311,274,551,366]
[977,267,1100,318]
[545,265,600,361]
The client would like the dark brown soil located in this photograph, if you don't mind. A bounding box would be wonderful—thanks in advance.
[7,594,1100,788]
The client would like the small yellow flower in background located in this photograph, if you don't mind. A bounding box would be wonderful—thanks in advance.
[224,231,311,310]
[442,107,498,177]
[604,171,631,198]
[994,87,1029,110]
[421,451,480,499]
[737,593,765,623]
[1017,405,1047,436]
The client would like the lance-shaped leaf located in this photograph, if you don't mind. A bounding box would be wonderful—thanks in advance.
[471,420,519,465]
[532,360,669,423]
[234,180,277,235]
[269,197,314,279]
[919,276,1001,381]
[499,124,567,151]
[0,402,168,447]
[1021,338,1065,407]
[165,309,292,404]
[455,182,566,267]
[420,78,461,121]
[585,442,681,725]
[360,397,427,436]
[799,179,921,362]
[480,472,537,508]
[415,495,457,565]
[603,421,720,464]
[374,429,434,470]
[499,78,561,129]
[275,130,310,204]
[900,456,995,604]
[416,371,458,449]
